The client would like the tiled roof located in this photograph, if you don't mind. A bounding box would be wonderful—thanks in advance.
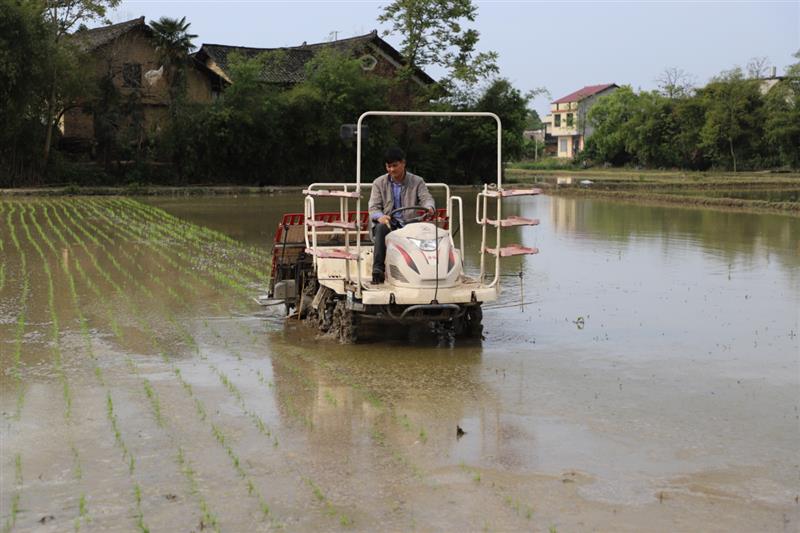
[71,16,148,52]
[552,83,617,104]
[196,31,435,85]
[196,44,314,84]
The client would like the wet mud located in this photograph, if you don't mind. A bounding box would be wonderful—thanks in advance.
[1,196,798,532]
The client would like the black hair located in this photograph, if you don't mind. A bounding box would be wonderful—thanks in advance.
[384,146,406,164]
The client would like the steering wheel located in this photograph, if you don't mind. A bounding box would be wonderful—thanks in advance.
[368,206,434,244]
[387,205,434,224]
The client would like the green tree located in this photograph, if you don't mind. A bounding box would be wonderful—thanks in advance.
[0,0,50,184]
[378,0,498,103]
[764,51,800,168]
[671,96,709,169]
[149,16,197,109]
[40,0,120,172]
[585,85,638,166]
[424,78,529,182]
[699,69,765,171]
[624,91,680,167]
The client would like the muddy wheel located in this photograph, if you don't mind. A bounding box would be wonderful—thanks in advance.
[308,287,335,333]
[459,305,483,338]
[433,321,456,348]
[332,300,358,344]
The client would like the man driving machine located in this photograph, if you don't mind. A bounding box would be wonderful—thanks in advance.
[368,147,435,284]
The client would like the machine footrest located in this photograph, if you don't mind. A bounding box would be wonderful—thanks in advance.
[484,188,542,198]
[486,216,540,227]
[303,189,361,198]
[305,248,358,260]
[306,220,359,230]
[485,244,539,257]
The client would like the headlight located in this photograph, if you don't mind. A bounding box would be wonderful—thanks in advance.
[407,237,443,251]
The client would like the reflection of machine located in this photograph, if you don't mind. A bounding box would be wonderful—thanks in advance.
[264,111,541,344]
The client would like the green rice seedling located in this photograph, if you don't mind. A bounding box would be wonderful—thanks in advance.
[78,493,89,523]
[3,453,23,532]
[6,203,31,419]
[24,205,72,419]
[324,390,338,407]
[142,380,163,427]
[176,447,220,533]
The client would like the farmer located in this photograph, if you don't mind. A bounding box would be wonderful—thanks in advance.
[368,147,435,284]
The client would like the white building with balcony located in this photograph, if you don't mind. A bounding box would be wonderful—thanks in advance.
[543,83,618,158]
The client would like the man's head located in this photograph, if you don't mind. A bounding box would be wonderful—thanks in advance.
[384,147,406,181]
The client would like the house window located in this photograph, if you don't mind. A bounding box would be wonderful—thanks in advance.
[566,113,573,127]
[122,63,142,88]
[554,114,561,127]
[559,138,568,154]
[359,54,378,71]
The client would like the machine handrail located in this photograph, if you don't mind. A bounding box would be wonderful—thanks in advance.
[449,195,464,262]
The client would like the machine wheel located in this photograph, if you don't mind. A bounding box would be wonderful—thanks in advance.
[332,299,359,344]
[308,287,335,333]
[457,305,483,338]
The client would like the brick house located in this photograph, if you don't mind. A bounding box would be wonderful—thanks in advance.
[61,17,224,147]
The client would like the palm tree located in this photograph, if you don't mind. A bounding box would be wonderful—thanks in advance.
[149,16,197,107]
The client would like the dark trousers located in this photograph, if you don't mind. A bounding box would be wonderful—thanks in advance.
[372,223,393,274]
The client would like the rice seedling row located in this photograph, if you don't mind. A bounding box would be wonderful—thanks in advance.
[97,198,265,290]
[112,198,269,282]
[77,207,350,526]
[54,199,276,530]
[75,199,253,304]
[1,203,30,533]
[83,198,440,513]
[22,203,90,530]
[67,200,217,302]
[47,200,223,530]
[2,453,23,533]
[85,198,435,522]
[116,197,272,267]
[5,202,31,420]
[64,199,355,525]
[24,204,74,418]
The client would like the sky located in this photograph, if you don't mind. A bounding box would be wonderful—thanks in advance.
[107,1,799,116]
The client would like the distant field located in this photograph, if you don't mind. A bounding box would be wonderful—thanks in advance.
[506,166,800,213]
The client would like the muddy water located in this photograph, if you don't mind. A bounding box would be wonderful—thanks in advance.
[1,195,798,532]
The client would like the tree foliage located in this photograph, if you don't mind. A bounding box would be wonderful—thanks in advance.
[149,16,197,106]
[585,53,800,170]
[378,0,498,99]
[0,0,50,184]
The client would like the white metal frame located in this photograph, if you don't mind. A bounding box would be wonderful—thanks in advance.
[303,110,511,299]
[356,111,504,290]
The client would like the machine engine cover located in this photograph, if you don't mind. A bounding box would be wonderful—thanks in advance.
[385,222,462,288]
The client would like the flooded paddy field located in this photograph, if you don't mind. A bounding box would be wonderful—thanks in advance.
[1,195,798,532]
